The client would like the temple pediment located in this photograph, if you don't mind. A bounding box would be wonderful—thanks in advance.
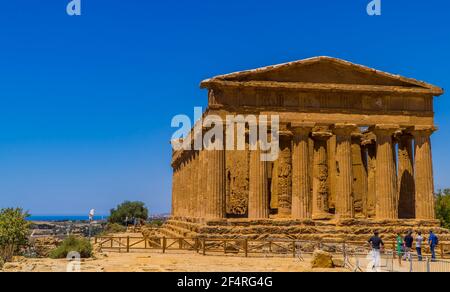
[201,57,443,95]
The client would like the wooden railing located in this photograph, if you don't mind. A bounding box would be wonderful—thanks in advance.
[94,236,450,260]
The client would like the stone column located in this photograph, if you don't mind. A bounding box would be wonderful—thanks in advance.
[333,124,356,219]
[352,132,368,217]
[193,151,200,218]
[248,148,270,219]
[373,125,399,219]
[327,135,337,213]
[198,150,206,218]
[362,132,377,218]
[412,127,436,220]
[173,166,179,216]
[205,149,226,219]
[187,153,194,218]
[179,159,186,217]
[312,130,332,220]
[397,132,415,219]
[276,130,293,217]
[291,124,314,219]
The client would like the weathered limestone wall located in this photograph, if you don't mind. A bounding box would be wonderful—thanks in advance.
[225,149,250,216]
[276,134,292,217]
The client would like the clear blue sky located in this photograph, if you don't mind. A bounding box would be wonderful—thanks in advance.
[0,1,449,215]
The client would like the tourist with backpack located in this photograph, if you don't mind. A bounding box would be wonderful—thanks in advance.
[428,230,439,261]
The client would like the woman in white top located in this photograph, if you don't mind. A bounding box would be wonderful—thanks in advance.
[416,231,424,262]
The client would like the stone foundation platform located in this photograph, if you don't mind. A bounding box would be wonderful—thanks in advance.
[158,217,450,243]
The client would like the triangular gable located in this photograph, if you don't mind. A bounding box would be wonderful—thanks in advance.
[201,57,443,95]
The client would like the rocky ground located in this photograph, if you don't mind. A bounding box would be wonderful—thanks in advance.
[0,250,347,272]
[30,221,105,238]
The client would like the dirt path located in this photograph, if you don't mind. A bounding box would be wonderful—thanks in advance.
[1,250,347,272]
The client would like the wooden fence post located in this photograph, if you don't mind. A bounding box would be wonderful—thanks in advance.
[195,238,199,253]
[202,238,206,256]
[292,241,296,258]
[244,239,248,258]
[126,236,130,253]
[162,237,167,254]
[441,244,445,259]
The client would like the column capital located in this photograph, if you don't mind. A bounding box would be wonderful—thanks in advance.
[361,132,377,146]
[290,122,315,135]
[312,131,333,141]
[411,126,437,137]
[278,130,293,137]
[372,124,399,136]
[351,132,364,143]
[332,123,357,136]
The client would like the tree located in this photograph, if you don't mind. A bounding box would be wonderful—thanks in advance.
[0,208,30,262]
[108,201,149,225]
[436,189,450,229]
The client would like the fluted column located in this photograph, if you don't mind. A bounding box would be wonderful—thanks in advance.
[205,149,226,219]
[187,153,194,217]
[277,130,293,217]
[327,135,337,213]
[352,132,368,217]
[413,127,436,220]
[312,131,332,220]
[373,125,398,219]
[193,151,200,218]
[248,148,269,219]
[198,150,206,218]
[362,132,377,218]
[398,132,415,219]
[172,166,178,216]
[180,160,186,217]
[334,124,356,219]
[291,124,314,219]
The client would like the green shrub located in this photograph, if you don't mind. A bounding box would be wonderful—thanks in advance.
[49,236,92,259]
[146,219,165,228]
[108,201,149,225]
[98,223,127,236]
[436,189,450,229]
[0,208,30,262]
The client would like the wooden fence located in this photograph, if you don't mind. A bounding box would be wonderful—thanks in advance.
[94,236,450,260]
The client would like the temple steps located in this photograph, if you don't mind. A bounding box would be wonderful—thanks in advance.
[157,219,201,238]
[157,217,450,243]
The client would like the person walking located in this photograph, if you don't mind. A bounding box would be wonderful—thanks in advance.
[404,231,414,262]
[396,233,404,266]
[368,231,384,271]
[416,231,424,261]
[428,230,439,262]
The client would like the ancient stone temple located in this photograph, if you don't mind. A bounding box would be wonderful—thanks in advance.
[165,57,449,241]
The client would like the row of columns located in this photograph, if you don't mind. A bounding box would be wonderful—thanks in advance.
[172,147,226,219]
[172,124,436,221]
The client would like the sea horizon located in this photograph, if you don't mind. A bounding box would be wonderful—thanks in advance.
[27,215,109,222]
